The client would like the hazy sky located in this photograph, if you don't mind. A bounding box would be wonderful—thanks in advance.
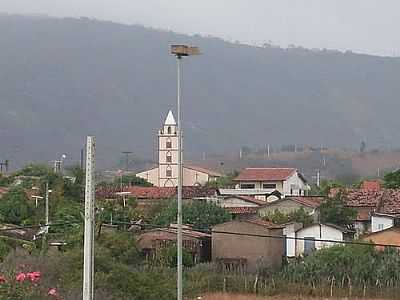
[2,0,400,56]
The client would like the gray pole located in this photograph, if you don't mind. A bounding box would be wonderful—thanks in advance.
[45,182,49,232]
[83,136,95,300]
[176,56,183,300]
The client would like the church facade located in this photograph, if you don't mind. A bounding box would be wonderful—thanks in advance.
[136,111,221,187]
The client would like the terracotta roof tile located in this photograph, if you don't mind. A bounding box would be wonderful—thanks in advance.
[285,196,323,208]
[225,207,259,214]
[234,168,297,182]
[96,186,217,200]
[245,217,284,229]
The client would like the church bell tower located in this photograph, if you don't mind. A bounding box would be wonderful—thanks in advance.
[158,110,179,187]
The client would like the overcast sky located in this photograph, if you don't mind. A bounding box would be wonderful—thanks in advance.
[2,0,400,56]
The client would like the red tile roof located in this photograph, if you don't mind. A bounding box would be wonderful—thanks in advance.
[234,168,297,182]
[361,180,382,191]
[225,207,259,214]
[286,196,323,208]
[244,217,284,229]
[229,195,266,206]
[342,188,400,216]
[96,186,217,200]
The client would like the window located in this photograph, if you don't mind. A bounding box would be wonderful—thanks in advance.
[166,154,172,163]
[262,183,276,189]
[240,183,255,189]
[378,224,384,231]
[166,141,172,148]
[167,126,172,134]
[166,169,172,177]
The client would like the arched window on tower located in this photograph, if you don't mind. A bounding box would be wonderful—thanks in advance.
[166,151,172,163]
[166,166,172,177]
[167,126,172,134]
[166,138,172,149]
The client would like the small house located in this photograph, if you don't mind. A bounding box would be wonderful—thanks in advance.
[212,219,284,273]
[137,225,211,263]
[362,226,400,251]
[295,223,354,256]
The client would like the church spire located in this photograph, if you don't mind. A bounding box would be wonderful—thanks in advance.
[164,110,176,125]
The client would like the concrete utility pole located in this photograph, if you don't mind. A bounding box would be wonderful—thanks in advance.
[45,182,49,233]
[121,151,132,170]
[83,136,96,300]
[171,44,200,300]
[316,170,321,187]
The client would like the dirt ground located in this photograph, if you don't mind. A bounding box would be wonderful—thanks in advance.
[196,293,388,300]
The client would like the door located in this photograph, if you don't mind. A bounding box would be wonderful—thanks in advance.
[304,237,315,255]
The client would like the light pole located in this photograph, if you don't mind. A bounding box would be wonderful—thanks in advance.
[170,44,200,300]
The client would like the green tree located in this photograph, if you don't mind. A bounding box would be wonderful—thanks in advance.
[205,171,239,188]
[116,175,153,187]
[383,169,400,189]
[0,188,34,225]
[152,200,231,230]
[265,208,313,226]
[319,192,356,227]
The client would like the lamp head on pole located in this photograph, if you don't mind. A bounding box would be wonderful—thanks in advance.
[170,45,200,57]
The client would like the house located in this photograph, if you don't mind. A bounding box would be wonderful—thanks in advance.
[137,225,211,263]
[211,195,265,220]
[371,213,400,233]
[283,222,303,257]
[136,111,221,187]
[231,168,310,198]
[258,196,323,223]
[295,223,354,256]
[212,218,284,272]
[96,185,217,213]
[336,182,400,235]
[362,226,400,251]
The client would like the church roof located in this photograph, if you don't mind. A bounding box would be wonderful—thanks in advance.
[164,110,176,125]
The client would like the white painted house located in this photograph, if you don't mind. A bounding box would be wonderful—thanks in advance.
[231,168,310,199]
[295,223,354,256]
[371,213,399,233]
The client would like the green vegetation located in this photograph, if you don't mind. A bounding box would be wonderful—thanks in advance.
[263,208,313,226]
[152,200,231,230]
[205,171,239,188]
[319,192,357,227]
[383,169,400,189]
[0,188,34,225]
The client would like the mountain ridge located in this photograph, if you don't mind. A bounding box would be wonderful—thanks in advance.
[1,14,399,169]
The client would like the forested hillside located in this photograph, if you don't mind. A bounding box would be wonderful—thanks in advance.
[1,14,400,168]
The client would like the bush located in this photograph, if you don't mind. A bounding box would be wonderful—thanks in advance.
[0,188,34,225]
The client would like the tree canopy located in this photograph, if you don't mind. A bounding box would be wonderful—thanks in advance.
[152,200,231,230]
[383,169,400,189]
[319,192,356,227]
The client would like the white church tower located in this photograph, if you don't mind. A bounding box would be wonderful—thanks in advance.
[135,110,221,187]
[158,110,179,187]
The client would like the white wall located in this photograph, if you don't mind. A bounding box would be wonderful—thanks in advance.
[296,224,343,256]
[218,197,260,208]
[136,167,159,186]
[283,223,298,257]
[371,215,394,233]
[283,172,309,196]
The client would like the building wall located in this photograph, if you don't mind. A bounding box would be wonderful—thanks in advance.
[216,197,260,208]
[295,224,343,256]
[371,215,394,233]
[283,223,302,257]
[182,167,210,186]
[237,181,284,193]
[362,229,400,250]
[283,173,309,196]
[136,168,159,187]
[212,221,284,272]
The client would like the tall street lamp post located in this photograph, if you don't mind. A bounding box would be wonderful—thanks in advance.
[170,44,200,300]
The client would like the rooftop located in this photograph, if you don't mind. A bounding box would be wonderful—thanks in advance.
[234,168,297,182]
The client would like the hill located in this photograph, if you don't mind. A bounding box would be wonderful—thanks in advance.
[1,14,400,169]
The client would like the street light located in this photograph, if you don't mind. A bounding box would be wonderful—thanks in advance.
[170,44,200,300]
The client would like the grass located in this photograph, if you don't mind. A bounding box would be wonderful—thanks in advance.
[197,293,389,300]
